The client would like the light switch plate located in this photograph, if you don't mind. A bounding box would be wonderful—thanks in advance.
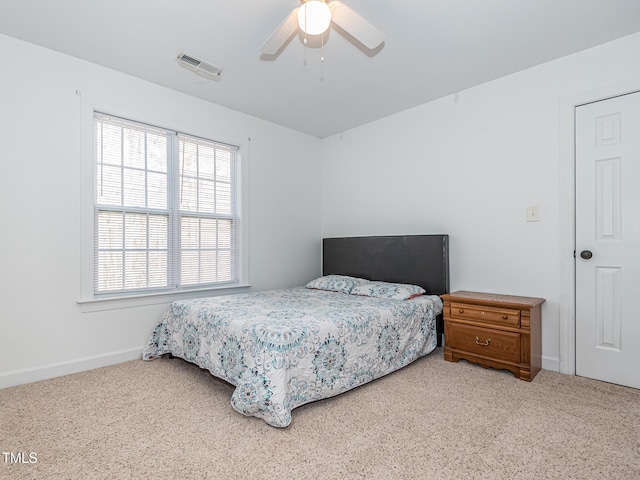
[527,205,540,222]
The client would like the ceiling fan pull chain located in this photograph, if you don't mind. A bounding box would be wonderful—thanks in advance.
[303,35,307,66]
[320,30,325,82]
[303,8,308,66]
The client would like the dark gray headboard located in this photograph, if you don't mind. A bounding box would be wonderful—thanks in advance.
[322,235,450,296]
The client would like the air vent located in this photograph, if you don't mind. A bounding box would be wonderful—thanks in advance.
[177,52,223,81]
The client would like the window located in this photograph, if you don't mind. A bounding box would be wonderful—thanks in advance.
[93,113,239,297]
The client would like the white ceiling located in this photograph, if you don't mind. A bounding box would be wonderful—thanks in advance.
[1,0,640,138]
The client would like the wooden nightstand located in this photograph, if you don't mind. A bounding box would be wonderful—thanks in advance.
[440,291,545,381]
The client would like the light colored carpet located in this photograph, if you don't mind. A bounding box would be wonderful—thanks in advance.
[1,348,639,480]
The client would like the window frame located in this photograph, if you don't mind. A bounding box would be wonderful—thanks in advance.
[78,98,250,312]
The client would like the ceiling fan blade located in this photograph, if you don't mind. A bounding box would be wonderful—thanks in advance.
[329,1,385,50]
[260,8,299,56]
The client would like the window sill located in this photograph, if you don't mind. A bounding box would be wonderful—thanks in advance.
[77,283,252,313]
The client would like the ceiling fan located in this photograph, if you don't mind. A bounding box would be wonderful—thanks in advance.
[260,0,385,58]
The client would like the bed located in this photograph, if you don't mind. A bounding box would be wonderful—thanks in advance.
[142,234,449,427]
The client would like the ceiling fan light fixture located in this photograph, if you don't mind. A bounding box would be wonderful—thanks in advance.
[297,1,332,35]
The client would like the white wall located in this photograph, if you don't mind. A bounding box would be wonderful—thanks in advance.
[320,32,640,370]
[0,34,321,387]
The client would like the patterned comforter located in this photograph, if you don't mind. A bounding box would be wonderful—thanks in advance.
[142,287,442,427]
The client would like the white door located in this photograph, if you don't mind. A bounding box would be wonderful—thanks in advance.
[575,91,640,389]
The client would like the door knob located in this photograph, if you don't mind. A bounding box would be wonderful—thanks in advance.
[580,250,593,259]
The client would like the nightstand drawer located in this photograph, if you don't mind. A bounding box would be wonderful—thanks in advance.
[450,302,520,327]
[446,322,520,363]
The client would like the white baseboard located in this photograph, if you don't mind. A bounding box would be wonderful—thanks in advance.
[0,347,143,389]
[542,355,560,373]
[0,349,564,390]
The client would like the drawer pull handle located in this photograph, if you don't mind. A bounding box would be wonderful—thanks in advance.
[502,314,508,320]
[458,308,464,313]
[475,336,491,346]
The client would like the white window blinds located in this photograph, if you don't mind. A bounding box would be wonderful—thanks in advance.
[93,113,239,296]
